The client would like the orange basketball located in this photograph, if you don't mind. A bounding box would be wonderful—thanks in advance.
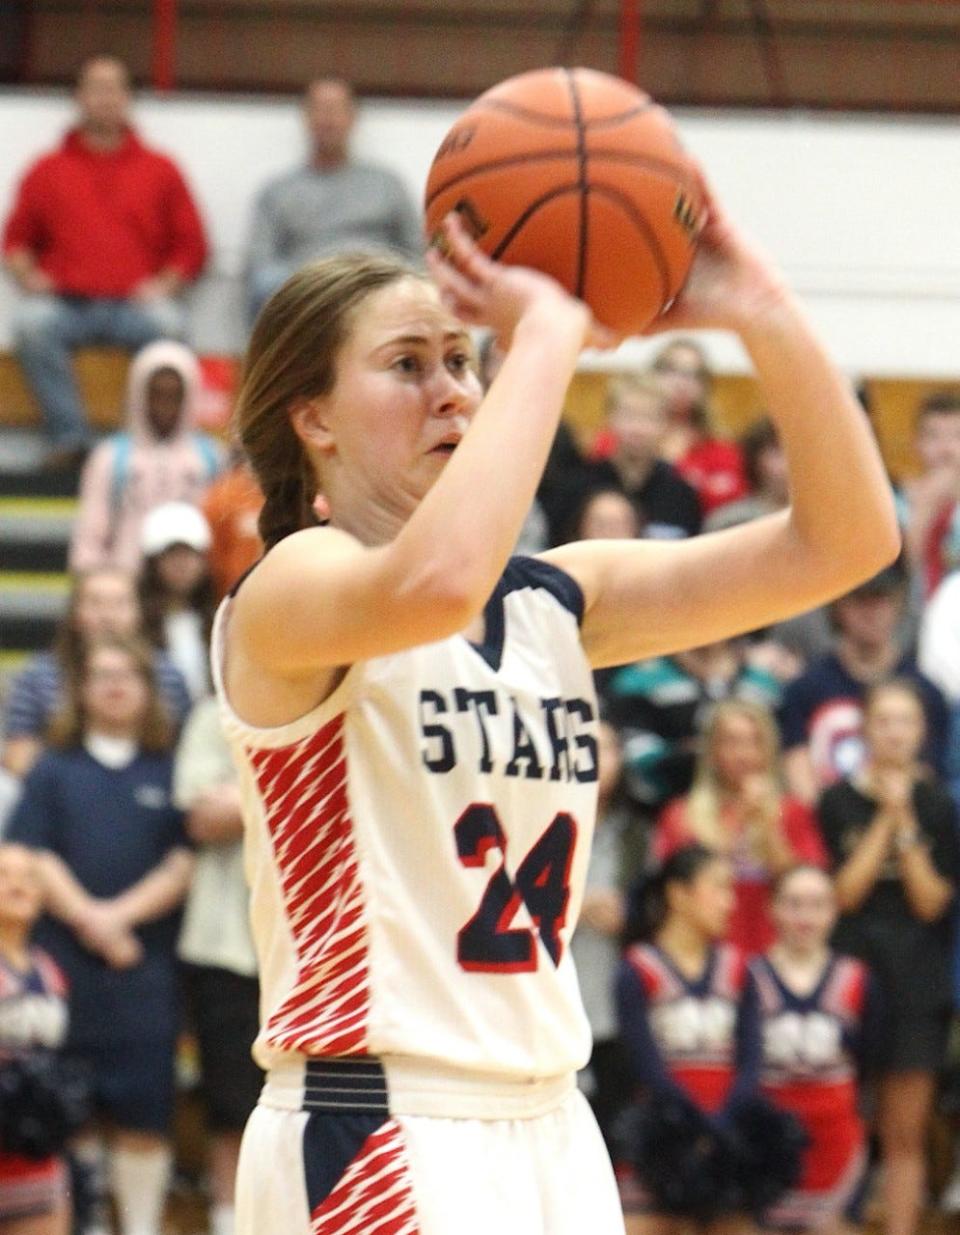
[424,67,706,336]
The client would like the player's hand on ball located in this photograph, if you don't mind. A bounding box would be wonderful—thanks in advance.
[648,175,792,335]
[427,212,619,351]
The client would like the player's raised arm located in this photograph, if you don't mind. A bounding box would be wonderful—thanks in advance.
[228,216,611,682]
[543,187,900,669]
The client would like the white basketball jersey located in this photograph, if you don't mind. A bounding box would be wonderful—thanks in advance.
[213,557,599,1079]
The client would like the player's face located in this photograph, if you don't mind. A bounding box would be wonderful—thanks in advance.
[578,491,638,540]
[710,711,767,789]
[916,412,960,473]
[0,845,44,929]
[773,868,836,951]
[863,688,925,767]
[81,647,149,733]
[311,278,482,511]
[76,58,131,132]
[73,573,140,639]
[680,858,735,941]
[610,392,667,461]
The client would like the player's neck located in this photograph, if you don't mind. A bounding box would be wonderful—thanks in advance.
[328,482,413,547]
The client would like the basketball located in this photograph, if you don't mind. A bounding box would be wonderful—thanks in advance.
[424,66,706,336]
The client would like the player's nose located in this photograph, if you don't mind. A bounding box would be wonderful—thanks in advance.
[430,366,473,417]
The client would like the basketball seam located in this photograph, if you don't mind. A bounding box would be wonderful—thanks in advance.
[586,184,672,309]
[477,97,656,130]
[565,68,589,300]
[489,182,584,263]
[424,150,699,212]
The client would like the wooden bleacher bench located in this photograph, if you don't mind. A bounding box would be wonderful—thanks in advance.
[0,344,938,480]
[0,348,242,436]
[0,346,131,431]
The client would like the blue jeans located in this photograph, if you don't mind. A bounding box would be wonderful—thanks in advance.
[247,262,296,326]
[12,293,187,447]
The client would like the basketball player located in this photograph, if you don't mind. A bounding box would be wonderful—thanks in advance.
[214,198,897,1235]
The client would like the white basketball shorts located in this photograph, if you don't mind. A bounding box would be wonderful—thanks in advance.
[235,1056,625,1235]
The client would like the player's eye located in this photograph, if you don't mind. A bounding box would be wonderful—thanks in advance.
[393,354,422,375]
[446,351,471,375]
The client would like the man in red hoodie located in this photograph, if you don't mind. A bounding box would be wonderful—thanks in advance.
[2,56,208,469]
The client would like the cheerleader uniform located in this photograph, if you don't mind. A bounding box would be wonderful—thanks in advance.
[0,948,70,1222]
[750,952,876,1231]
[615,941,761,1213]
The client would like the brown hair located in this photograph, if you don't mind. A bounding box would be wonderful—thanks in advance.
[47,632,174,753]
[235,252,422,551]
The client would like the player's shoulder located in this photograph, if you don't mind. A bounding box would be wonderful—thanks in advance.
[505,554,585,623]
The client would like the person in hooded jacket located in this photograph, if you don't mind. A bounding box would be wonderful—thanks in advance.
[68,340,225,574]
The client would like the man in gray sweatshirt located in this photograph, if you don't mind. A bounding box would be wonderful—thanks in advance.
[245,77,423,322]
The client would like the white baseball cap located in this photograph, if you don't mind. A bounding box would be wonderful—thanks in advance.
[140,501,212,557]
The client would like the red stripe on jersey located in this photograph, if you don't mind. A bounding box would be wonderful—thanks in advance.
[248,715,370,1057]
[311,1120,419,1235]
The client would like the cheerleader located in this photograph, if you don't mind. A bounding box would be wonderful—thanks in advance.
[616,843,762,1235]
[751,865,878,1235]
[0,844,71,1235]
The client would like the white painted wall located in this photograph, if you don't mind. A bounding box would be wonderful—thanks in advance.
[1,87,958,377]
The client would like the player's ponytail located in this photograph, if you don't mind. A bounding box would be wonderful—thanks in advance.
[235,251,421,550]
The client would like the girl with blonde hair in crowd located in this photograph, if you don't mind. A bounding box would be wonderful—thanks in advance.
[656,699,826,954]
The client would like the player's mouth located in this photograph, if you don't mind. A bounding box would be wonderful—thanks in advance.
[431,434,461,455]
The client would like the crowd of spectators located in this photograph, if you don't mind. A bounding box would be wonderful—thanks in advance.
[2,51,960,1235]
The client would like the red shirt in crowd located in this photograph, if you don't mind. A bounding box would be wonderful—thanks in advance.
[675,437,749,515]
[654,795,827,956]
[2,127,208,297]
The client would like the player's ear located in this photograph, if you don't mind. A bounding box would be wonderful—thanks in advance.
[290,395,335,457]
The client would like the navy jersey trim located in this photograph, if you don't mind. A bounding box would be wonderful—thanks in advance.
[467,555,586,672]
[302,1057,389,1114]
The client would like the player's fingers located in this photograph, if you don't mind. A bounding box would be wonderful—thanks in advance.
[426,250,486,320]
[439,212,496,285]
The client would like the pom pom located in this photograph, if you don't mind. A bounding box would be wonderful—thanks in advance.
[725,1093,809,1215]
[0,1052,92,1158]
[624,1091,741,1221]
